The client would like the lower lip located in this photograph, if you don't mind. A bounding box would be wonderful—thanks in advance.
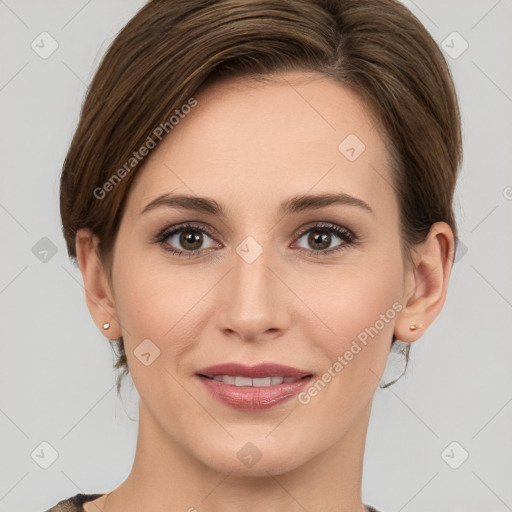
[198,375,312,410]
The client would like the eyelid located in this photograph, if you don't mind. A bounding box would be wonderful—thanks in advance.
[292,221,354,237]
[157,222,217,238]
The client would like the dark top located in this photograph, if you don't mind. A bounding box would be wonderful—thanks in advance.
[43,494,104,511]
[43,493,383,511]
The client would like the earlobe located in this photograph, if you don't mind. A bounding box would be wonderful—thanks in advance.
[394,222,455,342]
[75,228,122,339]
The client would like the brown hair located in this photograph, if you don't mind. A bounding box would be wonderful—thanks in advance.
[60,0,462,394]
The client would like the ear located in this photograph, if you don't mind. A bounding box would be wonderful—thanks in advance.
[394,222,455,342]
[75,228,122,340]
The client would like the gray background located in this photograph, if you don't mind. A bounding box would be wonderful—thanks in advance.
[0,1,511,511]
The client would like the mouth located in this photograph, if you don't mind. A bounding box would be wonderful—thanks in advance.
[196,362,314,410]
[197,362,312,380]
[198,374,311,386]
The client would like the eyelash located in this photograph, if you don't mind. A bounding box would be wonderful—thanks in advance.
[153,222,357,259]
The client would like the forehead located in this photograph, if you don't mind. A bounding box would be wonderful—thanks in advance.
[125,71,397,223]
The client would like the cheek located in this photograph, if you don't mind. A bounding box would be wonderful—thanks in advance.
[113,259,193,344]
[298,249,404,399]
[111,266,196,411]
[307,254,402,345]
[111,250,219,392]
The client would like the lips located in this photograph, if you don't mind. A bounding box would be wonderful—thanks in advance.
[196,363,313,410]
[197,362,312,379]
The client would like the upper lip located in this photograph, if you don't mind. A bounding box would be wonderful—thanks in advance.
[197,363,312,379]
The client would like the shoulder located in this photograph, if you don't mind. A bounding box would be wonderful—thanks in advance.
[365,505,383,512]
[364,505,381,512]
[44,495,382,512]
[43,493,105,512]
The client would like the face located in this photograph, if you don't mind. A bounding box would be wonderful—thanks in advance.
[106,71,409,475]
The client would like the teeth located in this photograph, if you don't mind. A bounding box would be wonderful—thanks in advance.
[235,376,253,386]
[252,377,272,386]
[210,375,302,386]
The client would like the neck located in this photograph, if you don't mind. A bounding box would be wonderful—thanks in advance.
[102,400,372,512]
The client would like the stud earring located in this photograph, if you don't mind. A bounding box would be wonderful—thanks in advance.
[103,322,110,330]
[409,324,422,331]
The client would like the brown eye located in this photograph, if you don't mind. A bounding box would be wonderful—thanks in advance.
[294,222,356,257]
[156,223,219,256]
[305,230,332,251]
[176,230,204,251]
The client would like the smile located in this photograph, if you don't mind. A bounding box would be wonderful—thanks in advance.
[201,375,309,386]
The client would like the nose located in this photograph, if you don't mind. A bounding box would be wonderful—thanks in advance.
[215,242,291,342]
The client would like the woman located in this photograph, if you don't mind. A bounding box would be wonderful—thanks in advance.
[46,0,462,510]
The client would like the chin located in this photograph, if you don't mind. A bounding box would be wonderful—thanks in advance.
[196,436,310,477]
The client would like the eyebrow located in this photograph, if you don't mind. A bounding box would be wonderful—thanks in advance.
[141,192,375,218]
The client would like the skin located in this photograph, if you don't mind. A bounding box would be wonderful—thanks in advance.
[76,71,454,512]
